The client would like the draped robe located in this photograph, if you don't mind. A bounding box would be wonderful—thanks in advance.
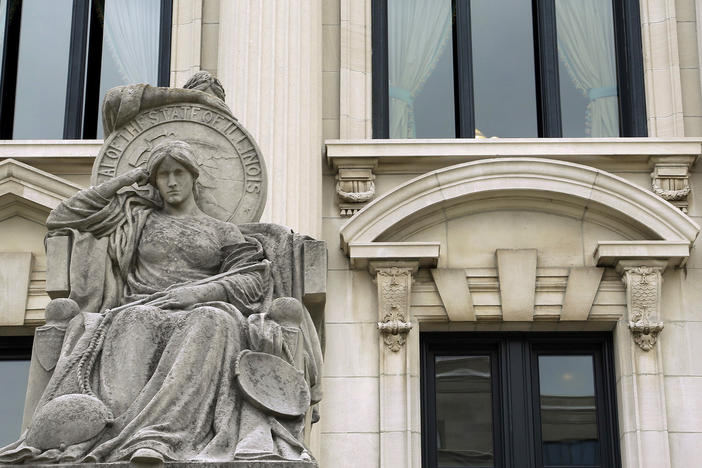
[0,186,321,464]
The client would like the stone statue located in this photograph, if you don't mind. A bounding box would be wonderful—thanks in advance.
[0,74,324,465]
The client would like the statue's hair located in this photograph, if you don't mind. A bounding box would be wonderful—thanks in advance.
[183,71,226,102]
[147,140,200,189]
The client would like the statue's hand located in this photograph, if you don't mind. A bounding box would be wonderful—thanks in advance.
[146,284,222,309]
[123,167,150,186]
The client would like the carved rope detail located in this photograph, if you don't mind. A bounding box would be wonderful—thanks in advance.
[651,183,691,201]
[336,180,375,203]
[621,265,664,351]
[650,160,693,213]
[375,266,414,352]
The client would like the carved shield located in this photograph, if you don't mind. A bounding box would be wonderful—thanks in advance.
[35,326,65,372]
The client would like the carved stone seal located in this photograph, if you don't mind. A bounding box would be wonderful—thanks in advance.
[91,103,267,223]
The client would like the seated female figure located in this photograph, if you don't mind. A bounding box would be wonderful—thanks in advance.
[0,140,316,464]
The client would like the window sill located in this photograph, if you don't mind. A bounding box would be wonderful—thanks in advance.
[325,137,702,174]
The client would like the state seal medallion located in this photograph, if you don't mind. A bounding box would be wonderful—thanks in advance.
[91,103,267,223]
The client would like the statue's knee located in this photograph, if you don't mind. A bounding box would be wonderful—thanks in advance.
[190,306,236,329]
[45,298,80,326]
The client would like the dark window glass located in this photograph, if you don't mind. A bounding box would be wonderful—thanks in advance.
[538,355,599,466]
[0,336,32,447]
[436,355,494,467]
[13,0,73,138]
[471,0,537,137]
[0,360,31,446]
[556,0,619,137]
[387,0,455,138]
[96,0,162,138]
[422,333,620,468]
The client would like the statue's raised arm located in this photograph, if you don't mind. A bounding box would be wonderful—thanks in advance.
[0,74,324,466]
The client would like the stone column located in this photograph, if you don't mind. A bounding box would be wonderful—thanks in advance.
[369,261,421,468]
[615,260,672,468]
[217,0,323,237]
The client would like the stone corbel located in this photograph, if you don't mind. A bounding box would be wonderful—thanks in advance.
[649,155,696,213]
[369,262,418,352]
[331,157,377,216]
[616,260,667,351]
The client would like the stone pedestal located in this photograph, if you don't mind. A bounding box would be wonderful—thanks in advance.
[6,462,316,468]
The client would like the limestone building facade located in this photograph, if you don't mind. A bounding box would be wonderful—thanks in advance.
[2,0,702,467]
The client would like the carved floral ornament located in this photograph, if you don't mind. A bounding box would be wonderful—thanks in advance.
[374,266,415,352]
[620,265,665,351]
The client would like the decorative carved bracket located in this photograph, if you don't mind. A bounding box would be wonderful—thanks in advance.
[330,157,378,216]
[616,261,666,351]
[370,262,418,352]
[649,155,696,213]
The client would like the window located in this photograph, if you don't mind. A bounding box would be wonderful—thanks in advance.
[0,336,32,447]
[0,0,172,140]
[421,333,620,468]
[372,0,646,139]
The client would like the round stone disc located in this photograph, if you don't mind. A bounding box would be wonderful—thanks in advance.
[91,103,267,224]
[235,350,311,418]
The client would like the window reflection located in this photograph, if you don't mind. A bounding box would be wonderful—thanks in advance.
[471,0,538,137]
[435,355,494,467]
[556,0,619,137]
[0,0,6,57]
[538,355,600,466]
[96,0,162,138]
[387,0,455,139]
[13,0,73,139]
[0,360,31,446]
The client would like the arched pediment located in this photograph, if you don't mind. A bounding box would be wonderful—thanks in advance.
[340,158,700,252]
[0,158,82,223]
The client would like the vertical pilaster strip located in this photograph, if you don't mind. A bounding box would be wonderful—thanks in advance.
[340,0,372,138]
[370,261,419,468]
[616,259,671,468]
[218,0,323,237]
[170,0,204,87]
[639,0,685,136]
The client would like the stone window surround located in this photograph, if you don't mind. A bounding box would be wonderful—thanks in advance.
[335,146,701,468]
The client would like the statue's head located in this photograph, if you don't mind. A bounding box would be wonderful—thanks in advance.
[183,71,226,102]
[147,140,200,204]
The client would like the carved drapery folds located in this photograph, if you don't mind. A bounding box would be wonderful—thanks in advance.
[371,263,416,352]
[618,261,666,351]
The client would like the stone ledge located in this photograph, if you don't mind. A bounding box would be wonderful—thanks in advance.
[3,461,317,468]
[325,137,702,173]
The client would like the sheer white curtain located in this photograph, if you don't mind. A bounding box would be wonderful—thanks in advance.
[104,0,160,84]
[388,0,452,138]
[556,0,619,137]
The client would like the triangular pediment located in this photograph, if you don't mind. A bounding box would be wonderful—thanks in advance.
[0,158,82,223]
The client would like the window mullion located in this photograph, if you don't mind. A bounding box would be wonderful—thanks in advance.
[158,0,173,87]
[504,337,536,468]
[533,0,562,137]
[613,0,647,136]
[0,0,21,139]
[63,0,90,139]
[371,0,389,139]
[81,0,104,139]
[453,0,475,138]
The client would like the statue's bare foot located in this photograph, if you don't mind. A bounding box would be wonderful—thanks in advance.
[130,448,164,464]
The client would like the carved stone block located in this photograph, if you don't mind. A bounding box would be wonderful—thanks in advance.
[370,262,417,352]
[617,261,667,351]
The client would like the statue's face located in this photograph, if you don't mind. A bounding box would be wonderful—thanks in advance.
[154,156,195,207]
